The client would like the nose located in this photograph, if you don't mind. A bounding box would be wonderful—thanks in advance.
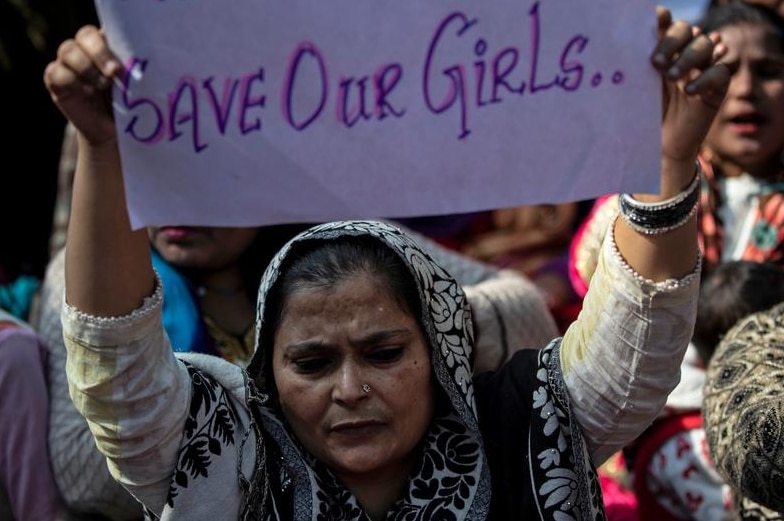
[729,64,757,100]
[331,361,368,405]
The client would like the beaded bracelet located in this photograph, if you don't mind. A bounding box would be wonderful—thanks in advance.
[618,163,701,236]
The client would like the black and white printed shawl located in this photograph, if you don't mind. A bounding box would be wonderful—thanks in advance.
[155,220,605,520]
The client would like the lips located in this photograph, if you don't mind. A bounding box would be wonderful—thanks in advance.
[330,419,385,437]
[158,226,200,240]
[729,113,765,124]
[727,111,767,135]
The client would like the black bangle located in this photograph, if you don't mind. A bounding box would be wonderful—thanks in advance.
[618,163,701,235]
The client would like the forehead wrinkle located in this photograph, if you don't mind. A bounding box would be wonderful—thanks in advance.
[282,327,414,354]
[348,328,413,348]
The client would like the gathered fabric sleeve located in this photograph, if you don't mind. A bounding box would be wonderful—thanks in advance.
[61,277,192,514]
[561,217,701,465]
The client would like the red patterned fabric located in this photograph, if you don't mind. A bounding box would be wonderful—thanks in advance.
[698,156,784,273]
[632,412,705,521]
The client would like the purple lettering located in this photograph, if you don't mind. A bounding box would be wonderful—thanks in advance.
[118,57,272,148]
[423,12,478,139]
[528,2,557,93]
[202,77,239,135]
[373,63,405,120]
[558,36,588,91]
[473,39,489,107]
[167,77,207,153]
[120,58,165,144]
[239,68,265,134]
[283,42,328,131]
[337,76,372,127]
[492,48,525,102]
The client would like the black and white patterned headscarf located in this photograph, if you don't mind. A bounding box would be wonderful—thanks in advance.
[246,220,490,520]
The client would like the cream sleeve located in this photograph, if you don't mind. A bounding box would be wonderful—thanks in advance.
[62,279,191,513]
[561,217,701,465]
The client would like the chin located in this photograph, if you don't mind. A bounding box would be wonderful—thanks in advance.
[323,446,411,479]
[158,250,204,269]
[331,445,386,467]
[717,143,764,164]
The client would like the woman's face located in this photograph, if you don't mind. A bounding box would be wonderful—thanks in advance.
[272,272,435,482]
[147,226,259,270]
[704,22,784,171]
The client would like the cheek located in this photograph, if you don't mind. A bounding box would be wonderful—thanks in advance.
[767,88,784,126]
[389,359,434,413]
[705,118,726,144]
[277,378,323,425]
[272,363,320,423]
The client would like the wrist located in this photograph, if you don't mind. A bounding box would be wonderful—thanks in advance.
[632,157,698,202]
[619,161,701,236]
[662,156,700,195]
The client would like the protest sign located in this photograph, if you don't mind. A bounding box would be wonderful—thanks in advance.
[95,0,660,228]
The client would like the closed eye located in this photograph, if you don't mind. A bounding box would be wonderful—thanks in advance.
[367,347,404,364]
[755,59,784,79]
[292,357,331,374]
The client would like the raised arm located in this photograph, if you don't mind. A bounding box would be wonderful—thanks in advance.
[559,8,731,464]
[43,26,154,316]
[43,27,190,513]
[614,7,729,279]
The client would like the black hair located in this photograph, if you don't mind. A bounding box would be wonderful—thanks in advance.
[699,1,784,51]
[692,260,784,364]
[237,223,314,297]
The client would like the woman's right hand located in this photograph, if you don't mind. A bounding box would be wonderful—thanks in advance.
[45,26,155,319]
[43,25,123,145]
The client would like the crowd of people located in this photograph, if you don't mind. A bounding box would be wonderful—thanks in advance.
[4,0,784,520]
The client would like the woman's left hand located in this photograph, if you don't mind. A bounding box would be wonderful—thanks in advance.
[654,6,730,189]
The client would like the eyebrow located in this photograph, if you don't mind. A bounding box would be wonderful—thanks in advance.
[282,329,413,355]
[351,329,412,348]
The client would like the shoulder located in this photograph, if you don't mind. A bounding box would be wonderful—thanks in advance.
[176,352,247,399]
[568,194,619,298]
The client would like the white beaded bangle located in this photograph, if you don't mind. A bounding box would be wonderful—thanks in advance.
[618,162,701,235]
[620,166,701,211]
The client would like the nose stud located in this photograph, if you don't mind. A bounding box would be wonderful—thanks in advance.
[361,383,371,394]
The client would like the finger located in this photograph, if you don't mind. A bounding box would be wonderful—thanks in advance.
[656,6,673,40]
[712,36,729,63]
[74,25,123,85]
[55,39,102,94]
[685,62,731,109]
[43,60,88,101]
[652,19,693,70]
[667,32,717,80]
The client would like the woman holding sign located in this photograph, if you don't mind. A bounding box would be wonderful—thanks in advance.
[44,7,729,519]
